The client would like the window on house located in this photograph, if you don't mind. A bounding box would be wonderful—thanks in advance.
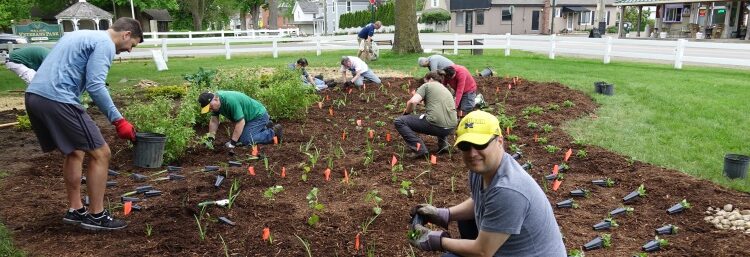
[502,8,512,21]
[664,6,683,22]
[579,11,592,25]
[455,11,464,26]
[432,0,438,8]
[347,1,352,12]
[555,8,561,18]
[476,10,484,25]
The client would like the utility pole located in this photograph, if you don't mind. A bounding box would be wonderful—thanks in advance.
[550,0,556,34]
[596,0,605,37]
[129,0,135,19]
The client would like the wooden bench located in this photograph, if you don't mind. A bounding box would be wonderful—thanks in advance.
[373,40,393,46]
[441,40,473,54]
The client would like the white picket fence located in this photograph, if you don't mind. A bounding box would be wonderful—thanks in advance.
[13,32,750,69]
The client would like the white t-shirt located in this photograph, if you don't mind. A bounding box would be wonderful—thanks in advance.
[340,56,369,74]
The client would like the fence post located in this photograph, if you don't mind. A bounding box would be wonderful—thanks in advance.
[225,40,231,60]
[188,31,193,46]
[251,30,256,38]
[548,34,556,60]
[221,31,225,41]
[505,33,511,56]
[453,33,458,55]
[603,36,613,64]
[674,39,686,69]
[316,35,321,56]
[153,31,158,46]
[273,38,278,58]
[161,38,168,63]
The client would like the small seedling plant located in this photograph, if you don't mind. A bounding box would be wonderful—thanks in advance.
[199,133,214,150]
[542,124,554,133]
[527,121,538,129]
[194,214,207,241]
[563,100,575,108]
[263,185,284,200]
[145,223,153,237]
[306,187,325,226]
[667,199,691,214]
[593,178,616,187]
[362,190,383,233]
[576,150,588,158]
[227,179,241,209]
[505,134,519,143]
[537,137,549,144]
[623,184,647,203]
[363,140,376,166]
[568,249,585,257]
[544,145,560,153]
[399,180,415,197]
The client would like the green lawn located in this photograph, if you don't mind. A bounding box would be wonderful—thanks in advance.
[1,50,749,194]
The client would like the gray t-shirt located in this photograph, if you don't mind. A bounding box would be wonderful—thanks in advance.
[470,153,566,257]
[428,55,455,71]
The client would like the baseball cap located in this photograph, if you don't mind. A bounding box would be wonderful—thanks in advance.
[454,111,502,146]
[198,92,214,114]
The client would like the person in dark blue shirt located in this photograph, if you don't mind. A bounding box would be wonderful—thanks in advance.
[357,21,382,44]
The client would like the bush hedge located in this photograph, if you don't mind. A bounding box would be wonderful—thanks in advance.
[419,8,451,24]
[339,2,394,29]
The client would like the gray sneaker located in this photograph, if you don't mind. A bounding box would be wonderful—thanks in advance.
[62,208,88,225]
[80,210,127,231]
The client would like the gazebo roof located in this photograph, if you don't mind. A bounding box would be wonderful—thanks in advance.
[55,0,113,20]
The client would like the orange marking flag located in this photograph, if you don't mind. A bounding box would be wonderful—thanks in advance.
[386,133,391,142]
[430,155,437,165]
[416,143,421,152]
[553,164,559,175]
[552,179,562,191]
[343,169,350,184]
[252,145,258,156]
[248,166,256,176]
[123,201,132,216]
[368,130,374,139]
[391,155,398,167]
[273,136,278,145]
[281,167,286,178]
[324,168,331,181]
[356,120,362,126]
[564,148,573,162]
[355,233,361,251]
[262,228,270,241]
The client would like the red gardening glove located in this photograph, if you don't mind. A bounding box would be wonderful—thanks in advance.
[112,118,136,142]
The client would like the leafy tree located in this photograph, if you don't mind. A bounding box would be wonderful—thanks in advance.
[393,0,421,53]
[0,0,33,30]
[179,0,215,31]
[623,6,653,32]
[419,8,450,24]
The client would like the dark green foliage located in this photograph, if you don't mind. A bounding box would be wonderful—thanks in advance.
[419,8,450,23]
[339,2,394,29]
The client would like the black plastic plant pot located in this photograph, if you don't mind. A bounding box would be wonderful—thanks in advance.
[131,173,147,181]
[642,240,662,252]
[219,216,236,226]
[168,174,185,180]
[131,204,143,211]
[167,166,183,172]
[204,166,220,172]
[545,173,558,181]
[593,220,613,231]
[136,185,154,193]
[594,81,605,94]
[655,224,677,235]
[556,199,575,208]
[106,181,117,187]
[228,161,242,167]
[511,152,522,160]
[144,190,162,198]
[622,191,641,203]
[108,169,119,176]
[609,207,631,216]
[121,196,141,203]
[522,163,532,171]
[215,175,225,188]
[583,236,603,251]
[557,164,569,173]
[411,213,425,227]
[570,189,589,197]
[592,179,614,187]
[667,203,687,214]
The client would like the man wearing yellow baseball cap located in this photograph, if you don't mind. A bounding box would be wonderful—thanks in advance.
[198,91,282,149]
[408,111,566,256]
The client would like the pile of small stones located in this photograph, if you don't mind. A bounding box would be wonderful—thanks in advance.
[704,204,750,233]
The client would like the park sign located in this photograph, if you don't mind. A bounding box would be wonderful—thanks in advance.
[12,22,63,42]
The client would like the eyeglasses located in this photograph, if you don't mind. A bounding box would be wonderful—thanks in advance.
[457,136,497,151]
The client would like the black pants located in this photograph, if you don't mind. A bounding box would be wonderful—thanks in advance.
[393,114,454,154]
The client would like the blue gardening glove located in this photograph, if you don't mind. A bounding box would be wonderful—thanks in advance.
[411,204,450,229]
[408,224,449,252]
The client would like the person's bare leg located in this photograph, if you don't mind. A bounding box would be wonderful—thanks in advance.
[85,143,111,214]
[63,150,85,210]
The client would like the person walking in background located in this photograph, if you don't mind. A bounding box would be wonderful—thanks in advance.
[357,21,382,44]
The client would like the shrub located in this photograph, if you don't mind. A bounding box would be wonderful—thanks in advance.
[124,97,196,164]
[145,85,188,99]
[15,113,31,131]
[419,9,451,24]
[339,2,394,29]
[183,67,217,88]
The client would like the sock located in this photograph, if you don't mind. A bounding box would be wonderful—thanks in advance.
[76,207,87,214]
[91,211,105,218]
[68,208,76,213]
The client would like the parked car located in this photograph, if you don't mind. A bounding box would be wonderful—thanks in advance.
[0,33,29,53]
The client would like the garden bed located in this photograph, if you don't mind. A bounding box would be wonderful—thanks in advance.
[0,76,748,256]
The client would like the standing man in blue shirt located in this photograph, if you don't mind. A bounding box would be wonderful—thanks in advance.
[357,21,382,44]
[25,17,143,231]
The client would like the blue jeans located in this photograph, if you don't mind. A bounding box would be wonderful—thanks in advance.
[351,70,381,87]
[302,75,327,91]
[238,113,275,145]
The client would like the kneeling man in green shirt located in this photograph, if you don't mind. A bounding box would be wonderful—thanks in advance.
[198,91,282,148]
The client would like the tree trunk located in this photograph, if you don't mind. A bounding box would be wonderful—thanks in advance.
[240,10,248,30]
[184,0,205,31]
[251,6,260,29]
[192,12,203,31]
[393,0,423,53]
[541,0,551,35]
[268,0,279,29]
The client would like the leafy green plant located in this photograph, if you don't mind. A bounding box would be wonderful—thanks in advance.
[521,106,544,116]
[198,133,214,150]
[15,113,31,131]
[419,8,451,23]
[219,235,229,257]
[194,214,207,241]
[183,67,216,88]
[306,187,325,226]
[294,234,313,257]
[602,233,612,248]
[263,185,284,200]
[547,104,560,111]
[542,124,554,133]
[563,100,575,108]
[527,122,538,129]
[497,114,516,131]
[568,249,585,257]
[544,145,560,153]
[123,96,196,164]
[365,190,383,215]
[363,140,375,166]
[145,223,153,237]
[227,179,241,209]
[576,150,588,158]
[399,180,415,197]
[538,137,549,144]
[509,144,522,154]
[375,121,386,127]
[505,134,519,143]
